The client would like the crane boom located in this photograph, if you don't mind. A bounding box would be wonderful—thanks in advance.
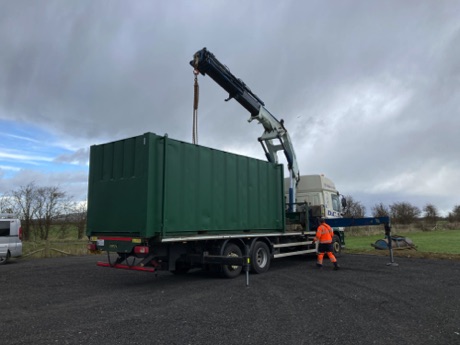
[190,48,300,210]
[191,48,264,116]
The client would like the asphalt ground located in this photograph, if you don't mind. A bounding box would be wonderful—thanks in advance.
[1,253,459,345]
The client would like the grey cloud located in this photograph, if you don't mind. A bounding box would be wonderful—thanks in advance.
[54,148,89,165]
[0,0,459,213]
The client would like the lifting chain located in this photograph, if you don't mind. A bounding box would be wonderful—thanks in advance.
[192,69,199,145]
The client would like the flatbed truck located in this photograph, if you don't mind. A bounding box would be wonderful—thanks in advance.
[86,48,390,277]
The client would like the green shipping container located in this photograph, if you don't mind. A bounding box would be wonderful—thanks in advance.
[87,133,285,239]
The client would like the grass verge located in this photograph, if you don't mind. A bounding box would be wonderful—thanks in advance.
[345,229,460,260]
[18,227,460,261]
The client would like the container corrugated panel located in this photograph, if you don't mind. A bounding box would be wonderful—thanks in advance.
[87,133,285,239]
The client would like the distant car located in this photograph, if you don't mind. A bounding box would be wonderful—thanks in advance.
[0,214,23,264]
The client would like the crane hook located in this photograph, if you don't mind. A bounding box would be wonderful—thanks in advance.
[192,70,200,145]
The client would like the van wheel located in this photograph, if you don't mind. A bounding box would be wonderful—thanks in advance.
[251,241,271,274]
[221,243,242,279]
[332,235,342,257]
[0,251,10,265]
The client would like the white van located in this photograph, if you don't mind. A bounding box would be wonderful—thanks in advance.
[0,214,23,264]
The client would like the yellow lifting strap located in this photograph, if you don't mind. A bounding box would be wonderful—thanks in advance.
[192,70,199,145]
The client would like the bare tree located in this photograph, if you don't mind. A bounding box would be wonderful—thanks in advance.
[448,205,460,222]
[0,194,14,214]
[423,203,439,223]
[5,183,80,241]
[9,182,38,241]
[371,202,390,217]
[342,195,366,218]
[389,202,421,225]
[34,186,70,240]
[69,201,87,240]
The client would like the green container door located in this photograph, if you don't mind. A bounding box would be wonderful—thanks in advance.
[87,133,285,239]
[87,135,150,237]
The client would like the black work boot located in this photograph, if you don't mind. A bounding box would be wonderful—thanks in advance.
[316,263,323,269]
[333,262,340,270]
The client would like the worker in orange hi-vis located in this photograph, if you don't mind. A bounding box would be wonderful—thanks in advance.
[313,218,340,270]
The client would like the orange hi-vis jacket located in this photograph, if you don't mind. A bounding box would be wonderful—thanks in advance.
[315,223,334,244]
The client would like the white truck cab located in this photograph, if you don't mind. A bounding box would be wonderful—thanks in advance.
[0,213,23,264]
[284,174,344,218]
[284,174,346,253]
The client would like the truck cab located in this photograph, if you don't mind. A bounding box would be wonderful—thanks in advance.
[285,174,343,218]
[0,214,23,264]
[284,174,345,252]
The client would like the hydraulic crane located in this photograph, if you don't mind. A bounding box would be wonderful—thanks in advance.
[191,47,300,211]
[84,49,397,278]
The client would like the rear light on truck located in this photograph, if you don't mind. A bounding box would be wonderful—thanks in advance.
[134,246,149,254]
[18,226,23,241]
[87,243,97,251]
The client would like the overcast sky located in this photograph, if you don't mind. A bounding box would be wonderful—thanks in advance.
[0,0,459,216]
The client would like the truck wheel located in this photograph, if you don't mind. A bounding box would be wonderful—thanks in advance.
[332,235,342,257]
[0,251,10,265]
[251,241,271,274]
[221,243,242,279]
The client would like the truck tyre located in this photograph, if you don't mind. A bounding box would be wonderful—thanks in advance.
[0,251,10,265]
[221,243,243,279]
[332,235,342,257]
[251,241,271,274]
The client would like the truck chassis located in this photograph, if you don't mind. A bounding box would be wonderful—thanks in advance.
[89,216,390,278]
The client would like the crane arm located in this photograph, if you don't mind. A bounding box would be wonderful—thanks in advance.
[191,47,264,116]
[190,48,300,190]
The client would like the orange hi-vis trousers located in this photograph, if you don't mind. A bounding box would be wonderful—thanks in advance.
[317,242,337,265]
[317,251,337,265]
